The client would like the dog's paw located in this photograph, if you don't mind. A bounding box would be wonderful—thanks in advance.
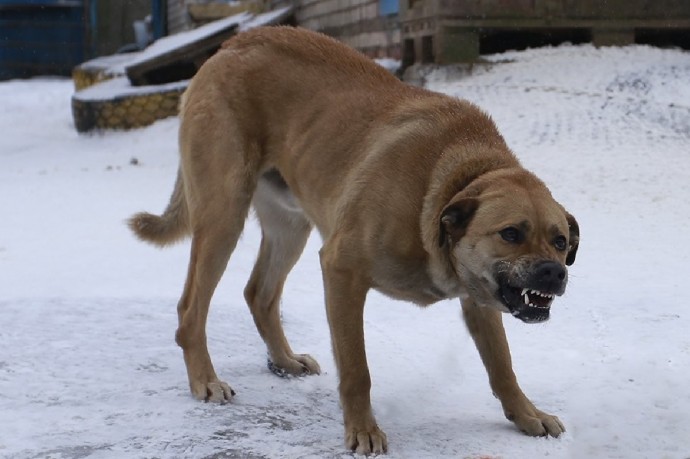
[190,379,235,404]
[346,425,388,455]
[267,353,321,378]
[509,407,565,437]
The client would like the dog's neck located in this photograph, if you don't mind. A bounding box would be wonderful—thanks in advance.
[420,142,519,297]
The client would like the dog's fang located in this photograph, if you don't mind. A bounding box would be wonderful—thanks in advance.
[521,288,528,296]
[523,293,529,305]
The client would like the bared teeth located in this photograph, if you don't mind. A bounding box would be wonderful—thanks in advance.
[519,288,555,308]
[526,289,555,299]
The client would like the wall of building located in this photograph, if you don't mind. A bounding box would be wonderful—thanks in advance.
[167,0,193,34]
[294,0,400,58]
[400,0,690,65]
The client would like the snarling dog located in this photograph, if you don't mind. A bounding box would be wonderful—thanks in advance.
[129,26,580,455]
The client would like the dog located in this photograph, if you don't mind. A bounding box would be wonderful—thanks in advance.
[129,26,579,455]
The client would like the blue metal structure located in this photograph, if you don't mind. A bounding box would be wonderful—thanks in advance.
[0,0,166,80]
[151,0,166,39]
[0,0,87,79]
[380,0,398,16]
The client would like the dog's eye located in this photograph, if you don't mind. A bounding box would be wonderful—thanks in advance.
[499,227,522,243]
[553,235,568,251]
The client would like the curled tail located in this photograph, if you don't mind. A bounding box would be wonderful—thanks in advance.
[128,170,190,247]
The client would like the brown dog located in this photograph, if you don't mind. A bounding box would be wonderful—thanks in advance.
[129,26,579,455]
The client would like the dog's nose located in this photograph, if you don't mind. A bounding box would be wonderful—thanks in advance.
[533,261,567,292]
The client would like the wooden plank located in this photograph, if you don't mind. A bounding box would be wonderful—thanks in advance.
[125,7,294,86]
[125,22,241,86]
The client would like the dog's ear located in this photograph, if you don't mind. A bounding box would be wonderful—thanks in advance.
[565,212,580,266]
[439,198,479,247]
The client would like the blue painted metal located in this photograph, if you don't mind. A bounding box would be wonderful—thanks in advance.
[151,0,166,39]
[0,0,87,79]
[380,0,398,16]
[0,1,82,5]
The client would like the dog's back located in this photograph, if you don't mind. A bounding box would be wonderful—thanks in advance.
[220,26,399,87]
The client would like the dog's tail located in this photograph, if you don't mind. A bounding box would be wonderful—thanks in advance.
[128,170,190,247]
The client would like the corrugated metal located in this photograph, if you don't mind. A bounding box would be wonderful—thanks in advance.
[0,0,82,5]
[0,1,87,79]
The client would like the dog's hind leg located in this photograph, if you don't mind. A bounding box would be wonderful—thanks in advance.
[461,300,565,437]
[243,178,321,377]
[174,114,259,403]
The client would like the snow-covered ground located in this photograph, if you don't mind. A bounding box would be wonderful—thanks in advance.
[1,43,689,459]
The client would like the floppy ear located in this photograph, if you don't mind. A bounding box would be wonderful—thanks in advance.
[565,212,580,266]
[439,198,479,247]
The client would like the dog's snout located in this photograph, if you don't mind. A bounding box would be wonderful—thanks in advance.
[534,261,567,292]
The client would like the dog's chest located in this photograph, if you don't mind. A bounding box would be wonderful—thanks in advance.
[372,264,449,306]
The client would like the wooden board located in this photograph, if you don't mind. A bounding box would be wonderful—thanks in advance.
[124,7,294,86]
[125,20,243,86]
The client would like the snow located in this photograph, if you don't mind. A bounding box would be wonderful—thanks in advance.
[374,58,401,74]
[1,43,690,459]
[72,77,189,102]
[77,53,142,78]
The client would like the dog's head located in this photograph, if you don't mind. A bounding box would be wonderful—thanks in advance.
[439,168,579,323]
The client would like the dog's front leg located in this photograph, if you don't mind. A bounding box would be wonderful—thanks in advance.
[320,247,387,455]
[461,300,565,437]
